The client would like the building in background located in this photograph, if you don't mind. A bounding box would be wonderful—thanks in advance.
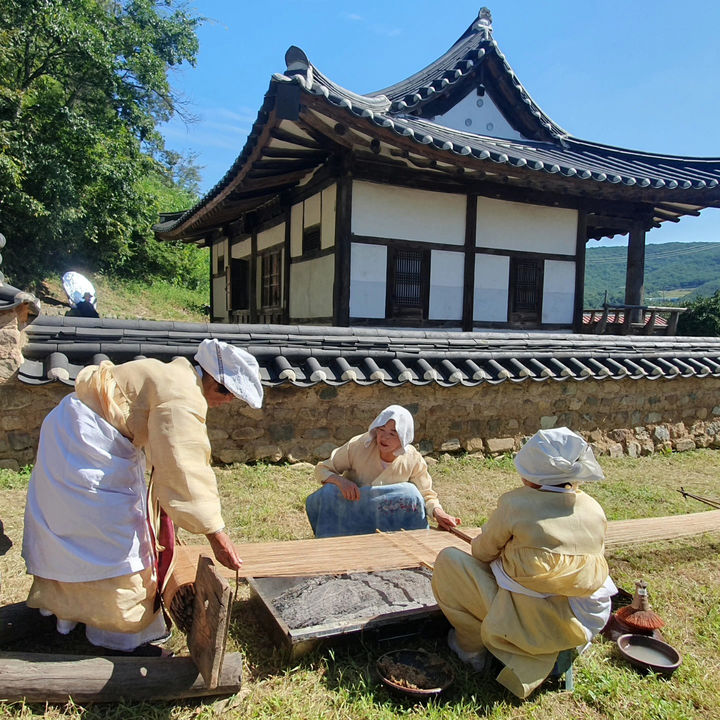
[155,8,720,331]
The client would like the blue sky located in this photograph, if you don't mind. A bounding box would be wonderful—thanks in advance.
[161,0,720,247]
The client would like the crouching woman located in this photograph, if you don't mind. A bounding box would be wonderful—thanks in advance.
[432,427,616,698]
[305,405,459,537]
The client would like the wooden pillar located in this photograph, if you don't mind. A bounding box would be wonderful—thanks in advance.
[573,211,588,332]
[625,222,646,324]
[283,205,291,324]
[249,229,258,323]
[333,160,352,326]
[462,194,477,332]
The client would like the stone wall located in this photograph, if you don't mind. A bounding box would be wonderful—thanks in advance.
[2,371,720,470]
[0,311,25,384]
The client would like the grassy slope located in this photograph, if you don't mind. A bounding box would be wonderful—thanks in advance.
[37,274,209,322]
[1,451,719,719]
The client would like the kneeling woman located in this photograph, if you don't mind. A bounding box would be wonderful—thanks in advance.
[305,405,460,537]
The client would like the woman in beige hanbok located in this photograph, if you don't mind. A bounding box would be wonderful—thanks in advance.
[22,339,263,654]
[432,427,616,698]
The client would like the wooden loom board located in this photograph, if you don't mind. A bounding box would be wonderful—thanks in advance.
[171,510,720,583]
[187,555,232,689]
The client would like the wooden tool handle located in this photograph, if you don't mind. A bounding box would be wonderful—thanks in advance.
[447,525,473,544]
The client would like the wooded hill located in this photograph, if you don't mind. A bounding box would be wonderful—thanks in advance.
[584,242,720,307]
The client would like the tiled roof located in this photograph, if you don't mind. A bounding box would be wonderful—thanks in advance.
[18,316,720,388]
[155,9,720,243]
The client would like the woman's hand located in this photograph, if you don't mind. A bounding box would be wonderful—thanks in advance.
[433,507,461,530]
[325,474,360,501]
[206,529,242,570]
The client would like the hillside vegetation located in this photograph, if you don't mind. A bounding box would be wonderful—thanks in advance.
[585,241,720,306]
[38,273,209,323]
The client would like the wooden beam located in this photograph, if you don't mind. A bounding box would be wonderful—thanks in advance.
[625,221,646,323]
[250,158,320,172]
[0,652,243,703]
[284,203,291,323]
[573,211,588,332]
[261,146,328,161]
[298,110,354,151]
[462,194,477,332]
[269,126,322,150]
[333,158,352,326]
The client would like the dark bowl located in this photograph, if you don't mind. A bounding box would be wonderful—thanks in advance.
[377,648,454,698]
[616,633,682,675]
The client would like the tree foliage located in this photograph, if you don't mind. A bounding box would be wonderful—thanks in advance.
[0,0,207,290]
[584,242,720,307]
[677,290,720,337]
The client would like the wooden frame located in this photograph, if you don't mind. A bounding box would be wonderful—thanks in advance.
[385,244,431,322]
[508,256,544,326]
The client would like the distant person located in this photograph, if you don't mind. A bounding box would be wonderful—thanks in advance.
[305,405,460,537]
[75,292,99,318]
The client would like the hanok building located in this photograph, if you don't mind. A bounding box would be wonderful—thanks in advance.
[155,7,720,332]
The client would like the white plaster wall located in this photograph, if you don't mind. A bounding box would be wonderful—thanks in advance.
[476,197,577,254]
[349,243,387,318]
[321,184,336,248]
[231,237,251,258]
[542,259,575,324]
[429,250,464,320]
[352,181,465,245]
[212,274,227,317]
[433,91,524,141]
[474,254,509,322]
[212,238,229,273]
[304,193,321,227]
[257,223,285,251]
[289,254,334,318]
[290,204,303,257]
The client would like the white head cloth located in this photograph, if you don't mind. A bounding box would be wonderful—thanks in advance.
[194,339,263,409]
[365,404,415,455]
[514,427,604,485]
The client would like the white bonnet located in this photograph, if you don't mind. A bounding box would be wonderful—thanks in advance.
[366,404,415,454]
[194,339,263,409]
[514,427,604,485]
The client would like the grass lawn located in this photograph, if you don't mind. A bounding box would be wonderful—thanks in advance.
[0,450,719,719]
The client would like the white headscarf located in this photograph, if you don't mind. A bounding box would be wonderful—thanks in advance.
[365,405,415,455]
[194,339,264,409]
[514,427,604,485]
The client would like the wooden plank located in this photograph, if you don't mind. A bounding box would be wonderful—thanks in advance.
[188,555,233,690]
[173,510,720,581]
[0,651,242,703]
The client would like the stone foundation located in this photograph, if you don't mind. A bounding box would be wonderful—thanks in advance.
[2,373,720,469]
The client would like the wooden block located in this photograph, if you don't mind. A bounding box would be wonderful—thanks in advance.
[0,651,243,703]
[187,555,233,689]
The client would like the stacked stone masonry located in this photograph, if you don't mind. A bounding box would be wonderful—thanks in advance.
[2,375,720,470]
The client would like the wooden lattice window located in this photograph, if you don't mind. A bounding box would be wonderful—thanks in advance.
[509,257,543,324]
[387,246,429,320]
[261,249,281,308]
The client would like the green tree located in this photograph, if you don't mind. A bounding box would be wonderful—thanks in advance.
[0,0,205,289]
[677,290,720,337]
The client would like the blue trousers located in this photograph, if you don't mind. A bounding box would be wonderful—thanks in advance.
[305,482,429,538]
